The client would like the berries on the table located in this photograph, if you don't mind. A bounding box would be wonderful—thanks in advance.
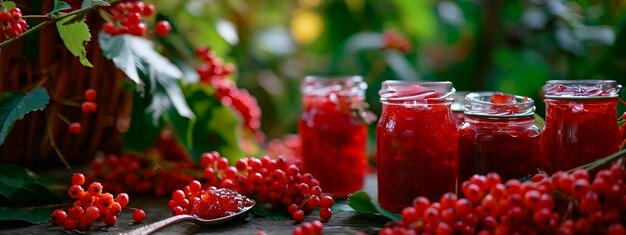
[132,209,146,223]
[319,196,334,208]
[319,207,332,222]
[155,20,170,37]
[71,173,86,185]
[291,210,305,223]
[68,122,81,134]
[51,209,68,225]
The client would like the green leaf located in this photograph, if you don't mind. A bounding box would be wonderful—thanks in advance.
[251,204,290,220]
[169,84,244,163]
[0,87,50,145]
[81,0,109,9]
[56,16,93,67]
[99,33,194,120]
[2,1,16,10]
[0,205,59,224]
[52,0,71,13]
[0,164,60,224]
[347,191,401,221]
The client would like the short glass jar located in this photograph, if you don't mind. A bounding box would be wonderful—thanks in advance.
[542,80,621,173]
[376,81,458,213]
[298,76,373,198]
[457,92,541,181]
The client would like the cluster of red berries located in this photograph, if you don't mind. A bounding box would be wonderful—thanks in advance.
[67,88,98,135]
[0,7,27,40]
[50,173,146,231]
[168,151,334,223]
[381,165,626,235]
[90,153,196,196]
[195,47,262,137]
[103,1,170,37]
[292,220,325,235]
[381,29,411,54]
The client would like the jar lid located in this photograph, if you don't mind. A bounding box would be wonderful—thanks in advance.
[464,92,535,118]
[543,80,621,100]
[379,81,455,104]
[451,91,470,112]
[301,76,366,97]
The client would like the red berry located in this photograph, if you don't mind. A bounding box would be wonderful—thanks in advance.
[68,185,84,199]
[51,209,68,225]
[288,204,300,214]
[0,11,10,21]
[132,209,146,223]
[87,182,103,196]
[103,22,118,35]
[62,218,77,230]
[84,206,100,221]
[142,3,155,16]
[84,89,97,101]
[71,173,85,185]
[291,210,304,223]
[116,193,129,207]
[81,101,98,113]
[104,215,117,226]
[319,207,332,221]
[68,122,81,134]
[319,196,334,208]
[155,21,171,37]
[129,22,147,36]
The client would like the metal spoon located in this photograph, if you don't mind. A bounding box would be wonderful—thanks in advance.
[120,201,255,235]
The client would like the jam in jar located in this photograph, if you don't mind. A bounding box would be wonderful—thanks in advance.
[298,76,373,198]
[458,92,541,181]
[542,80,622,172]
[376,81,458,213]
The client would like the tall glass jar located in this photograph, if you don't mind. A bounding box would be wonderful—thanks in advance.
[458,92,541,181]
[542,80,622,173]
[299,76,373,198]
[377,81,458,213]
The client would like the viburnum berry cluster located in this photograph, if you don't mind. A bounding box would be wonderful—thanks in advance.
[50,173,146,231]
[103,1,169,37]
[0,7,27,40]
[89,153,197,196]
[67,88,98,135]
[195,47,262,138]
[168,152,334,223]
[381,164,626,235]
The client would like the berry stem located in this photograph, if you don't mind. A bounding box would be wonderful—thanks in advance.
[0,0,123,48]
[47,113,71,170]
[567,148,626,173]
[55,113,70,125]
[22,14,55,20]
[60,99,81,107]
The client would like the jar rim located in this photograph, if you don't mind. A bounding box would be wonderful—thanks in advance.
[301,75,366,96]
[379,81,455,104]
[543,80,621,100]
[464,92,535,118]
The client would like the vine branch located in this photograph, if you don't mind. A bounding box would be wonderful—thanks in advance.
[0,0,122,48]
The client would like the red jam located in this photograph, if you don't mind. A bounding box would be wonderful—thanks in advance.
[191,188,254,219]
[542,80,621,173]
[298,76,373,198]
[458,92,541,182]
[377,81,458,213]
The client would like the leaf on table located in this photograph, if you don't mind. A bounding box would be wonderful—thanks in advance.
[2,1,16,10]
[56,16,93,67]
[251,204,290,220]
[0,164,60,224]
[99,33,195,120]
[0,87,50,146]
[347,191,401,221]
[0,205,59,224]
[52,0,71,13]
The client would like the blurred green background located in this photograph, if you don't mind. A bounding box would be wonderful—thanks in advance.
[151,0,626,139]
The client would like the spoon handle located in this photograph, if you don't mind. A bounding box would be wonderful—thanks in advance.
[120,214,195,235]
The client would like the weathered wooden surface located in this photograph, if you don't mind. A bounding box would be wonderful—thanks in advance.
[0,175,387,234]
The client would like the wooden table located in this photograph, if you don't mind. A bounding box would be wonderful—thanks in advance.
[0,174,388,234]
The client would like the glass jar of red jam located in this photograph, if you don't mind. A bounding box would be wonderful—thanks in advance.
[377,81,458,213]
[458,92,541,182]
[298,76,373,198]
[542,80,622,173]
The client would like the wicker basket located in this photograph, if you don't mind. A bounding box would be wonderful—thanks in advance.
[0,1,130,167]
